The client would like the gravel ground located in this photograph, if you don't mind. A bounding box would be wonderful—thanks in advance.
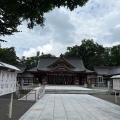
[0,93,35,120]
[91,93,120,106]
[0,93,120,120]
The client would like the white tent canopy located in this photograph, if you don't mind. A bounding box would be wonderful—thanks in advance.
[0,61,20,71]
[111,75,120,79]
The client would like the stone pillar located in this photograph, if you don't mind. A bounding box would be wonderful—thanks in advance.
[66,75,68,85]
[108,81,110,92]
[21,79,24,89]
[72,76,74,85]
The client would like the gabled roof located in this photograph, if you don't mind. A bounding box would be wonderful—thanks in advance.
[37,56,86,72]
[0,61,20,71]
[47,56,75,68]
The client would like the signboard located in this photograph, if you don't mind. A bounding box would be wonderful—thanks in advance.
[113,79,120,90]
[0,70,17,96]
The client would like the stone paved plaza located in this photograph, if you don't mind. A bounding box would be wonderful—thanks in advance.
[20,94,120,120]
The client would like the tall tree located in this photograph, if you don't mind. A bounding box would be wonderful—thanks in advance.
[110,45,120,66]
[22,56,40,70]
[64,39,108,69]
[0,47,20,65]
[0,0,88,36]
[78,39,105,69]
[102,47,111,66]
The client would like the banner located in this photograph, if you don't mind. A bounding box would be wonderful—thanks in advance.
[0,70,17,96]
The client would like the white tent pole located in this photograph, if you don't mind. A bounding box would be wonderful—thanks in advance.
[9,93,13,118]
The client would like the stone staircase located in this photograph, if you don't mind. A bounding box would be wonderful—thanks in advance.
[45,85,109,94]
[45,89,94,94]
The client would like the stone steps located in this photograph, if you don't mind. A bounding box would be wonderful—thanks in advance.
[45,89,94,94]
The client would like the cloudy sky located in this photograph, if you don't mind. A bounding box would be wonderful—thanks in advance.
[1,0,120,58]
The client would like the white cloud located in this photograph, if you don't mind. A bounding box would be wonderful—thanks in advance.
[23,44,53,57]
[1,0,120,58]
[45,8,76,44]
[103,24,120,44]
[23,41,68,58]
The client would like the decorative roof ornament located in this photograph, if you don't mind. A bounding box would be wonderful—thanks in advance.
[60,54,63,58]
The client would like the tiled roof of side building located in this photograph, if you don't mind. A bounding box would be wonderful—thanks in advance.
[94,66,120,76]
[107,66,120,76]
[94,66,110,75]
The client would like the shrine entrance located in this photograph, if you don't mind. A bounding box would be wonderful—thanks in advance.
[38,72,87,85]
[48,74,74,85]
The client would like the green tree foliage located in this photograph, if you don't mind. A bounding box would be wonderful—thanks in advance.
[0,39,7,47]
[0,39,7,42]
[40,52,55,57]
[64,39,112,69]
[21,56,40,70]
[0,47,20,65]
[110,45,120,66]
[102,47,111,66]
[0,0,88,36]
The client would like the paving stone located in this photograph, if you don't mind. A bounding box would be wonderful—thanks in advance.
[19,94,120,120]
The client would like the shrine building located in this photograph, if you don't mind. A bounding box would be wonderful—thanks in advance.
[29,54,95,85]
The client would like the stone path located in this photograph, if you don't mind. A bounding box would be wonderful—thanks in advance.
[19,94,120,120]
